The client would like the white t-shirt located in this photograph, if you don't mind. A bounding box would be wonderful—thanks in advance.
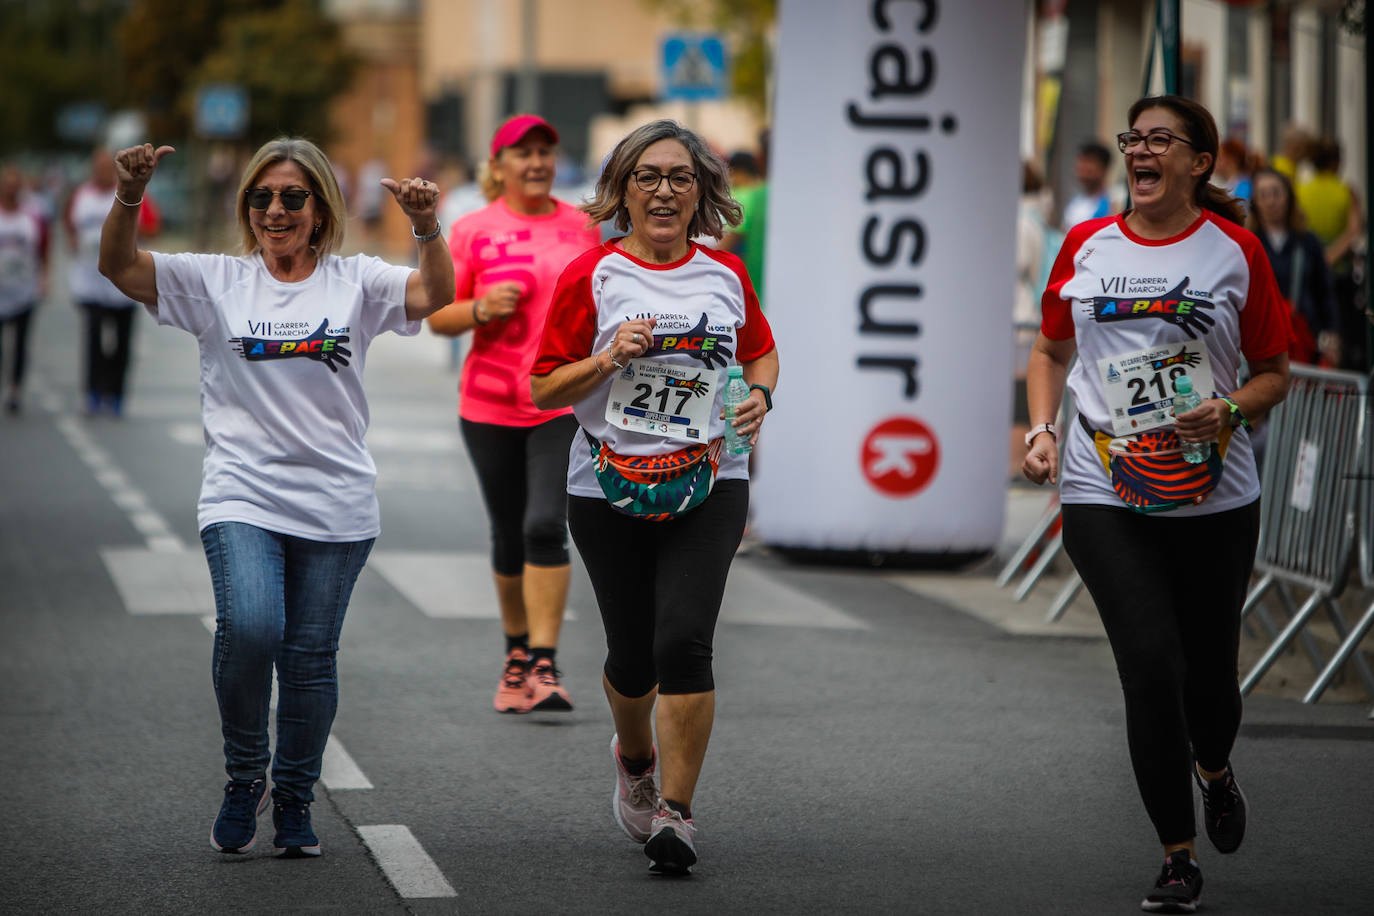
[1041,211,1291,516]
[532,240,775,498]
[0,206,44,318]
[151,250,418,540]
[67,182,139,307]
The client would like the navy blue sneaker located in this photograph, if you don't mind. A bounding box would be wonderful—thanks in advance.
[211,778,269,853]
[272,800,321,858]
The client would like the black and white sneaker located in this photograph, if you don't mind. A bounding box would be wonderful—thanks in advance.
[1195,762,1247,854]
[1140,849,1203,913]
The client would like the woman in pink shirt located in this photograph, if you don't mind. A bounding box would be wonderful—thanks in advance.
[428,115,600,713]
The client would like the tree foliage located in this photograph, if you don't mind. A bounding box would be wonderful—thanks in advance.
[118,0,355,144]
[646,0,777,114]
[0,0,131,153]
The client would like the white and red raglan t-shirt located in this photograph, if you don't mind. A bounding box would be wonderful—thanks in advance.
[1041,210,1292,515]
[449,197,599,427]
[533,240,776,498]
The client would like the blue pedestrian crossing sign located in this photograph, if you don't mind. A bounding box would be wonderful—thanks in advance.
[195,84,249,139]
[661,33,729,101]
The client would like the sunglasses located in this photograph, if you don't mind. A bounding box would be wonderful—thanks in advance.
[245,188,313,211]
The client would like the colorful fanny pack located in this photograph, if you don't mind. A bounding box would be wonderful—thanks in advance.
[585,431,723,521]
[1079,415,1233,514]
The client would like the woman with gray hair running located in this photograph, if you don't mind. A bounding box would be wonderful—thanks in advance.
[532,120,779,875]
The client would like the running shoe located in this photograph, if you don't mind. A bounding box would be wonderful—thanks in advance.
[527,658,573,711]
[493,647,531,714]
[210,778,270,853]
[272,800,321,858]
[610,734,659,843]
[645,805,697,875]
[1195,762,1247,854]
[1140,849,1203,913]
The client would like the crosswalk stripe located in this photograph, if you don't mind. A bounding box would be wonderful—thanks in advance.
[368,551,578,620]
[357,825,457,899]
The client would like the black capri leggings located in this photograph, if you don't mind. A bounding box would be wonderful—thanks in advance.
[1061,499,1261,845]
[461,414,579,575]
[568,479,749,697]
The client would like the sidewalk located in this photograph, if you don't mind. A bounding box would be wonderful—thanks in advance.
[884,482,1374,709]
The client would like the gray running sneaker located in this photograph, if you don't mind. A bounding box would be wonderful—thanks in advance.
[645,805,697,875]
[610,734,658,843]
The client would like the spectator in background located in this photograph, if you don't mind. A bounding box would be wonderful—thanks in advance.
[1248,168,1337,365]
[1270,123,1312,183]
[1298,138,1367,369]
[436,157,485,229]
[720,129,770,308]
[1060,140,1117,229]
[1214,138,1254,209]
[65,147,161,417]
[0,164,49,415]
[1016,161,1059,383]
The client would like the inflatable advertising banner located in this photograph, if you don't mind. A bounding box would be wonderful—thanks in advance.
[754,0,1025,562]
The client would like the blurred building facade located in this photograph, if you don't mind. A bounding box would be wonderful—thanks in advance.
[1026,0,1365,219]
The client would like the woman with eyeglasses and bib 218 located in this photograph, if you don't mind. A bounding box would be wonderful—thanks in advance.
[99,139,454,859]
[531,120,778,876]
[1023,96,1291,913]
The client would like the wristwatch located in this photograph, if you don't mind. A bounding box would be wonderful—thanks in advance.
[1024,423,1056,448]
[749,383,773,411]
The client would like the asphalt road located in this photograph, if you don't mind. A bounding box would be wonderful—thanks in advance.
[2,250,1371,915]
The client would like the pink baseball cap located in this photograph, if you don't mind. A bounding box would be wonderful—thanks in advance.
[490,115,559,158]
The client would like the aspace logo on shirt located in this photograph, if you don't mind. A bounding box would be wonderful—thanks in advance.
[229,318,352,373]
[648,313,734,369]
[1085,276,1217,339]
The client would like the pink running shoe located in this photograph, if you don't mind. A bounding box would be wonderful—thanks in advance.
[610,734,658,843]
[645,804,697,875]
[493,648,531,714]
[527,658,573,711]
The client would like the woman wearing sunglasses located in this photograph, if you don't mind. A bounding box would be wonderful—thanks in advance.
[98,138,454,858]
[1023,96,1291,913]
[531,120,778,876]
[426,115,599,714]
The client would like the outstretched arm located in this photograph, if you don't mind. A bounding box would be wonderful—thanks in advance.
[98,143,174,307]
[382,177,455,321]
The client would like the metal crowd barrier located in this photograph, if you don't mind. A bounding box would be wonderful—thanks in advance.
[1301,369,1374,716]
[1240,366,1374,699]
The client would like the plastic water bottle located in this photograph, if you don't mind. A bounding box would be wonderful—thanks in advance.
[722,365,753,455]
[1172,375,1209,464]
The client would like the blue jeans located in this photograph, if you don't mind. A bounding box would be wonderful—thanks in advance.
[201,522,373,804]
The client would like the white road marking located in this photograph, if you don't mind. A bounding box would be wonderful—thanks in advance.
[357,825,457,899]
[56,415,185,553]
[102,547,214,614]
[719,564,868,630]
[368,551,576,620]
[322,736,374,790]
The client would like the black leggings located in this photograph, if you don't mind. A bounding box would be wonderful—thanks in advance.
[1062,500,1261,845]
[0,305,35,388]
[82,302,135,399]
[461,414,578,575]
[569,479,748,696]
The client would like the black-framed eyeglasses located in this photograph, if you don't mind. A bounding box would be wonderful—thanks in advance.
[245,188,313,211]
[1115,130,1195,155]
[629,169,697,194]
